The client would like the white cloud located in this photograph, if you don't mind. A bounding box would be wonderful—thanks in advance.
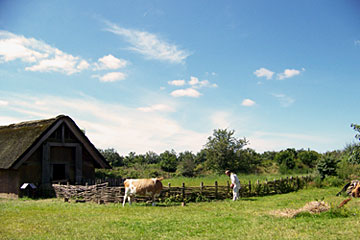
[96,72,126,82]
[0,31,91,75]
[170,88,202,98]
[355,40,360,46]
[0,92,208,154]
[0,100,9,106]
[277,68,302,80]
[242,99,256,107]
[137,104,174,113]
[0,31,131,79]
[0,31,49,63]
[189,76,199,85]
[254,68,274,80]
[188,76,217,89]
[105,21,191,64]
[95,54,127,70]
[168,80,185,86]
[272,93,295,107]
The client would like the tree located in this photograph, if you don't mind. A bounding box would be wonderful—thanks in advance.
[159,150,178,172]
[145,151,160,164]
[349,124,360,164]
[297,150,320,168]
[274,149,296,170]
[204,129,248,174]
[317,154,339,180]
[123,152,136,167]
[235,148,261,174]
[98,148,124,167]
[177,151,196,177]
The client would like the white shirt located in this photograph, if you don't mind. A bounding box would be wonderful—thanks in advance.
[230,173,240,187]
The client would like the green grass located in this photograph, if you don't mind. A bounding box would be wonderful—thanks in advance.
[1,187,359,240]
[165,173,308,187]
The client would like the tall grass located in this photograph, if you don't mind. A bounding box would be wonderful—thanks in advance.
[1,187,358,240]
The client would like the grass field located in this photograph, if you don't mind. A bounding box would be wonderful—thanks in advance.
[1,186,359,240]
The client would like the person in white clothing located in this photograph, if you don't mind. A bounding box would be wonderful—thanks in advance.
[225,170,240,201]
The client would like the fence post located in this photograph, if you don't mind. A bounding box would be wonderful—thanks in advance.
[200,182,204,195]
[168,183,171,197]
[248,180,251,195]
[182,182,185,201]
[215,181,218,199]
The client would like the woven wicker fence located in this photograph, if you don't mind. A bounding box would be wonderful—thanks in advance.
[52,175,313,204]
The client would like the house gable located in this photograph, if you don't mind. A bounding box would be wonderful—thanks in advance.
[0,115,110,170]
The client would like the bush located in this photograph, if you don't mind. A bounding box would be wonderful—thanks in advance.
[337,160,360,181]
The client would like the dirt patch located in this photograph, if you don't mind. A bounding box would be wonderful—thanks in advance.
[270,201,330,218]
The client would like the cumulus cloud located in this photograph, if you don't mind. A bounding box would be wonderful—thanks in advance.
[95,54,127,70]
[242,99,256,107]
[170,88,202,98]
[168,80,186,86]
[137,104,174,113]
[105,21,191,64]
[0,31,129,80]
[0,30,90,75]
[254,68,274,80]
[95,72,126,82]
[277,68,303,80]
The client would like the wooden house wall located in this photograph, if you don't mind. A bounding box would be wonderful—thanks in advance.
[0,169,20,197]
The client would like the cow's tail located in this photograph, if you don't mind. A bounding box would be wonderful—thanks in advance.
[336,182,350,196]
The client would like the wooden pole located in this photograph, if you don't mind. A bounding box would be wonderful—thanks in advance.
[215,181,218,199]
[182,182,185,201]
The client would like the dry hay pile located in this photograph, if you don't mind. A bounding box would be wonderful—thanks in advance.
[270,201,330,218]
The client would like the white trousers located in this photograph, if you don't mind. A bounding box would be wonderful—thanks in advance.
[233,186,240,201]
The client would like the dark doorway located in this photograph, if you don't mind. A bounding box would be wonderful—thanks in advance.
[52,164,66,180]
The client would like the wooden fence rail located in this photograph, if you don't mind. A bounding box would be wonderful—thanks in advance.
[52,175,313,204]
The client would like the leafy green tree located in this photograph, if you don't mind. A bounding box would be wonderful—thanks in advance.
[98,148,124,167]
[317,154,339,180]
[123,152,136,167]
[297,150,320,168]
[160,150,178,172]
[349,124,360,164]
[235,148,261,173]
[204,129,248,174]
[274,149,296,170]
[177,151,196,177]
[145,151,160,164]
[194,149,207,165]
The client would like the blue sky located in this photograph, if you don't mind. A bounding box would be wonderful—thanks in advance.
[0,0,359,154]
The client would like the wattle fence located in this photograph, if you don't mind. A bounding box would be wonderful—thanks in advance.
[52,175,313,204]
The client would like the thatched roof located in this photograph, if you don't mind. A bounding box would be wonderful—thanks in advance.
[0,115,110,169]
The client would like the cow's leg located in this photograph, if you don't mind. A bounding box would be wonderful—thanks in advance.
[151,195,156,206]
[123,188,129,207]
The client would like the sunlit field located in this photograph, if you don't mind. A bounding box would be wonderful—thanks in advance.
[1,187,359,240]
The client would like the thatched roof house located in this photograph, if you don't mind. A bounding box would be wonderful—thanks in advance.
[0,115,110,197]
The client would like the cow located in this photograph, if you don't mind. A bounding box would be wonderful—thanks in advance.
[122,177,164,206]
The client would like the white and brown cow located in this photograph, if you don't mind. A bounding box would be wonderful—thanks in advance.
[122,177,164,206]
